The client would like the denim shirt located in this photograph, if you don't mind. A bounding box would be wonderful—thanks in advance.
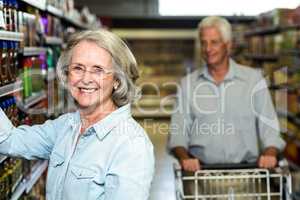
[0,104,155,200]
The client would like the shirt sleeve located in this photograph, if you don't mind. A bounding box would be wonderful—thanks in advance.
[253,72,286,152]
[167,78,193,151]
[0,108,58,160]
[104,136,155,200]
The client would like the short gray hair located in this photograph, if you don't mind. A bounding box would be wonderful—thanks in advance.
[198,16,232,42]
[56,29,140,107]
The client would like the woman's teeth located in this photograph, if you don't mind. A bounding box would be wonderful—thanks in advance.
[79,88,97,93]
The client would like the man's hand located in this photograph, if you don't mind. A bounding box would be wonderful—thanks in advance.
[258,147,278,169]
[180,158,201,172]
[172,146,201,172]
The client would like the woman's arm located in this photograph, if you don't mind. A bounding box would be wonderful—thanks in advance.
[0,108,59,160]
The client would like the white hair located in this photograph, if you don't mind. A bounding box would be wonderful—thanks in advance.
[56,29,140,107]
[198,16,232,42]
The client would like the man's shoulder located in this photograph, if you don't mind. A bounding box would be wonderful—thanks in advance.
[235,63,263,80]
[180,69,201,84]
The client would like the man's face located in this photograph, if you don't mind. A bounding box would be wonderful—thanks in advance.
[199,26,231,68]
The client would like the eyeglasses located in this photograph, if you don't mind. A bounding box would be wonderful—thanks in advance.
[67,64,113,79]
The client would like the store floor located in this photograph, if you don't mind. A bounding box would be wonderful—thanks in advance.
[143,119,177,200]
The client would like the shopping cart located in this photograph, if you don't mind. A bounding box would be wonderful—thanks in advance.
[174,161,292,200]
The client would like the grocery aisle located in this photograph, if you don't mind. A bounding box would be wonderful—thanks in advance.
[147,125,176,200]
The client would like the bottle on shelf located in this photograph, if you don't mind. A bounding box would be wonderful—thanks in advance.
[0,0,6,30]
[0,40,10,85]
[6,40,13,83]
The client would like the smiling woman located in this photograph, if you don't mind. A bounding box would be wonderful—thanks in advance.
[0,29,155,200]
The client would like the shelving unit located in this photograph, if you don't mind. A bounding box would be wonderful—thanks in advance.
[245,24,300,37]
[46,4,64,18]
[22,47,47,56]
[0,155,7,164]
[10,160,48,200]
[244,18,300,169]
[44,36,63,45]
[0,1,101,199]
[20,0,91,30]
[244,53,279,62]
[20,0,46,10]
[0,81,23,98]
[0,31,24,41]
[23,91,47,109]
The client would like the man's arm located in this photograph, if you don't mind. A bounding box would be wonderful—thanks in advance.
[253,72,285,169]
[172,146,201,172]
[168,77,200,171]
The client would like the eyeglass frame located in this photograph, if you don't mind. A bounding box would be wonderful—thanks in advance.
[65,63,114,79]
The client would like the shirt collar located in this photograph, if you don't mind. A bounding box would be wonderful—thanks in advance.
[198,59,247,82]
[92,104,132,141]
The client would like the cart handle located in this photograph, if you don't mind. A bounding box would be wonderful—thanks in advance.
[201,162,258,170]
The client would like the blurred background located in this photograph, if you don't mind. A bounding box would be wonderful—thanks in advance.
[0,0,300,199]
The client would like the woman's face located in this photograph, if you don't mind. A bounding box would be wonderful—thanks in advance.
[68,40,116,110]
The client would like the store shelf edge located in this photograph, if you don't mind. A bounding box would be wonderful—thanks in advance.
[23,91,47,109]
[10,180,26,200]
[44,36,63,45]
[245,24,300,37]
[46,5,64,18]
[23,47,47,56]
[0,31,24,41]
[244,53,279,62]
[20,0,46,11]
[0,81,23,98]
[63,15,89,30]
[25,160,48,193]
[0,155,7,164]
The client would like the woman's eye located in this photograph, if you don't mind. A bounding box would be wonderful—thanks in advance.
[93,67,104,73]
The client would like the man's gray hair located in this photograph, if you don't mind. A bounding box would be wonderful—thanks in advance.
[56,29,140,107]
[198,16,232,42]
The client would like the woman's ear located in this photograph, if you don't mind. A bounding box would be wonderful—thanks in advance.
[113,81,119,90]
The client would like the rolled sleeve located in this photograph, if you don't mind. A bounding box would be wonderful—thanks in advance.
[0,108,58,160]
[0,108,14,141]
[168,79,193,151]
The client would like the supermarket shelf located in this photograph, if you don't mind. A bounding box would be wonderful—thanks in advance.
[10,160,48,200]
[44,36,63,45]
[22,47,47,56]
[26,160,48,193]
[0,155,7,164]
[288,160,300,171]
[0,31,24,41]
[277,109,300,127]
[46,5,64,18]
[63,15,89,30]
[20,0,46,10]
[245,24,300,37]
[23,91,47,109]
[10,180,26,200]
[283,131,300,148]
[132,110,172,118]
[0,81,23,98]
[244,53,279,62]
[245,26,280,37]
[269,83,300,91]
[112,29,197,39]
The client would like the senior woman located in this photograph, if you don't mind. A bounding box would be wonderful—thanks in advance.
[0,30,154,200]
